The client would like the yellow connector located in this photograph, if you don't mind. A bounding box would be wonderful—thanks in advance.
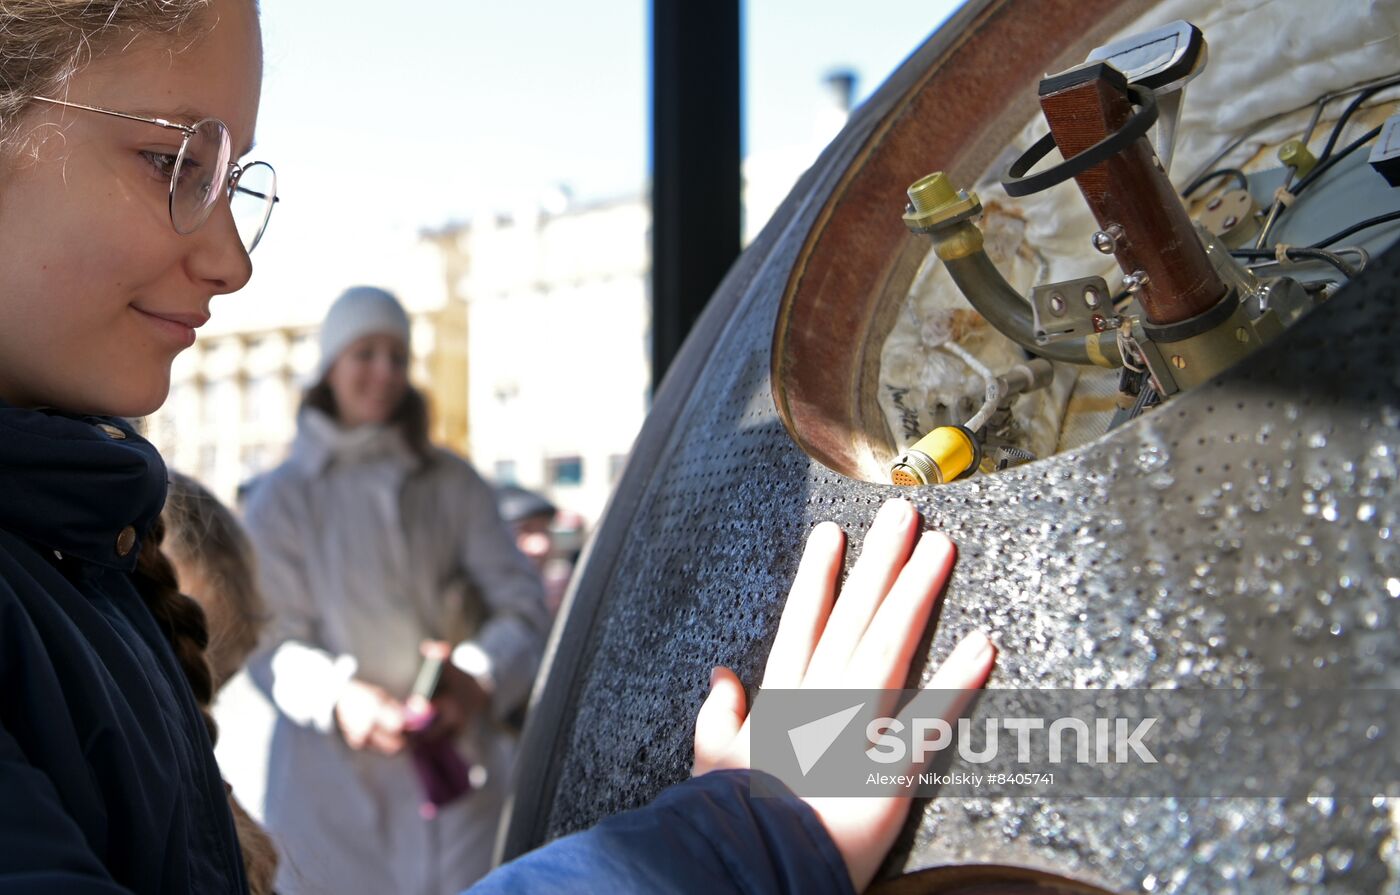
[890,426,980,486]
[1277,139,1318,180]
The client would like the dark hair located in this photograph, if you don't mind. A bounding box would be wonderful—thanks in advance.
[495,484,558,524]
[133,516,279,895]
[299,379,434,462]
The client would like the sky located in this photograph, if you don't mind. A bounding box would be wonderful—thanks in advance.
[224,1,960,326]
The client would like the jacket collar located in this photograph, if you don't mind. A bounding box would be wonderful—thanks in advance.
[0,402,166,571]
[290,407,420,477]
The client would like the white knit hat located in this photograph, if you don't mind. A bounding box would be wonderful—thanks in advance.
[316,286,411,380]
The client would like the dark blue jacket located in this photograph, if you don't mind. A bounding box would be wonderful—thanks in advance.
[0,404,246,893]
[469,770,855,895]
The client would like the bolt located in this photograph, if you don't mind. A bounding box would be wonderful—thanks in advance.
[1207,196,1223,211]
[1091,224,1124,254]
[1235,326,1251,343]
[1083,286,1101,309]
[1171,355,1187,370]
[1048,293,1067,316]
[1223,215,1238,229]
[1122,270,1150,293]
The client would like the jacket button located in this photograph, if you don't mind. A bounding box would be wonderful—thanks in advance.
[97,423,127,440]
[115,526,137,557]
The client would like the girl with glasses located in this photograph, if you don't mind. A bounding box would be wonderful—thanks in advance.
[0,0,993,893]
[0,0,275,892]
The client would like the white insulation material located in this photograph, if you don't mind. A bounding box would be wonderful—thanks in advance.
[877,0,1400,464]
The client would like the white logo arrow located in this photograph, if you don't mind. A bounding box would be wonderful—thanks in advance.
[788,702,865,776]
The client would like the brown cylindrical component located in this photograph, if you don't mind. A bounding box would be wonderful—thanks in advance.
[1039,68,1226,327]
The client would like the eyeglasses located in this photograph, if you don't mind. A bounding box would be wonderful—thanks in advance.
[27,96,278,253]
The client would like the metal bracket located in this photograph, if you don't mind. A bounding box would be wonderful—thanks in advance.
[1031,276,1115,344]
[1126,318,1180,396]
[1086,19,1207,174]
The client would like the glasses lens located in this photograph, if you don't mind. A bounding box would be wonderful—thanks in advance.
[230,161,277,253]
[170,119,232,235]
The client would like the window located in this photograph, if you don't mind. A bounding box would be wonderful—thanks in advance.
[494,460,518,484]
[546,455,584,486]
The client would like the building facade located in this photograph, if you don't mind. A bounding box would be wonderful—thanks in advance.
[423,197,652,526]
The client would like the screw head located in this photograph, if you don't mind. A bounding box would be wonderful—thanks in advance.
[1235,326,1250,343]
[1122,270,1150,294]
[1093,223,1125,254]
[1171,355,1187,369]
[1048,293,1067,316]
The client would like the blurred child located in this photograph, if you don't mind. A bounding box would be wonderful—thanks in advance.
[160,471,279,895]
[162,471,270,689]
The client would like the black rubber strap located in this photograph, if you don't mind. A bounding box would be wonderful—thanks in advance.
[1000,84,1159,198]
[1141,288,1239,343]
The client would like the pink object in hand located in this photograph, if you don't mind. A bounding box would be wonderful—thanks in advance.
[403,703,475,819]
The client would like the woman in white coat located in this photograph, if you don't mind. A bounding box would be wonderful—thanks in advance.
[244,286,550,895]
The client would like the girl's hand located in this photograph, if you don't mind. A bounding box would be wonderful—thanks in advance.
[335,679,409,755]
[692,497,997,891]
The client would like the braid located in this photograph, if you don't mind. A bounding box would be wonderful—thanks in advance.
[133,515,218,740]
[133,514,279,895]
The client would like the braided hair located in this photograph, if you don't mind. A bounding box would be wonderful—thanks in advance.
[134,514,278,895]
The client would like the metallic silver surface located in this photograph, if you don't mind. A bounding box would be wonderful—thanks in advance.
[528,244,1399,894]
[506,1,1400,890]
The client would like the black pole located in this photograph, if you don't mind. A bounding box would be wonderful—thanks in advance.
[649,0,741,393]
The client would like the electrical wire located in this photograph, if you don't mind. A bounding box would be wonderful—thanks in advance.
[1291,124,1383,197]
[1317,86,1381,162]
[1309,210,1400,248]
[941,342,1001,433]
[1229,246,1360,278]
[1182,167,1249,198]
[1252,75,1400,249]
[1182,71,1400,194]
[1250,123,1386,251]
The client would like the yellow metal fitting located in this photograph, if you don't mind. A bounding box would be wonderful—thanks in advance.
[1084,331,1122,368]
[931,221,985,261]
[1277,140,1318,180]
[902,172,982,233]
[890,426,980,486]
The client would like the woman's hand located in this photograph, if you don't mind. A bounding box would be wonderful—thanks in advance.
[408,640,491,743]
[692,497,997,891]
[335,679,409,755]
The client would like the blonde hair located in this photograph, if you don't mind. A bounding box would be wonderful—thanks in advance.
[0,2,274,890]
[0,0,212,150]
[157,469,278,895]
[162,470,269,689]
